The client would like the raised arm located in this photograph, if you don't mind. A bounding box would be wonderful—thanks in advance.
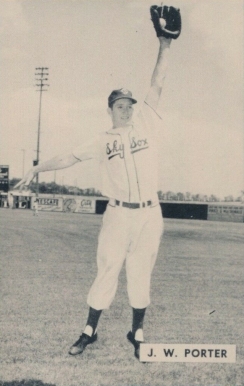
[145,37,172,111]
[145,5,181,112]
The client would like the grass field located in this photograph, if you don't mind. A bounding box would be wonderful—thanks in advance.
[0,209,243,386]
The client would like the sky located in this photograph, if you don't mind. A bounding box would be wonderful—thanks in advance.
[0,0,243,199]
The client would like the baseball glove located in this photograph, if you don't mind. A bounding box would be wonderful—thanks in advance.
[150,5,181,39]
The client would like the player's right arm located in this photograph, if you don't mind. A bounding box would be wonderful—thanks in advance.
[14,136,99,190]
[14,152,79,190]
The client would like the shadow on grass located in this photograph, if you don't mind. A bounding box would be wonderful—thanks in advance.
[0,381,56,386]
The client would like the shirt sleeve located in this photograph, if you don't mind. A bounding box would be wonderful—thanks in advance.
[72,135,100,162]
[134,101,162,138]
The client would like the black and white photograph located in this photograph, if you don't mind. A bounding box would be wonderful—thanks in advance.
[0,1,243,385]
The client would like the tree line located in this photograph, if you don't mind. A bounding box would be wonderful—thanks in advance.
[9,178,243,202]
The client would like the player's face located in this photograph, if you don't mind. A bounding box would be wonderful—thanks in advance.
[108,98,134,128]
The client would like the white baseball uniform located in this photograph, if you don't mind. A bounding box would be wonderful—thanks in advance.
[73,101,164,309]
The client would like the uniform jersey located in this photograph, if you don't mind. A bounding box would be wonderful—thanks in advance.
[72,102,160,203]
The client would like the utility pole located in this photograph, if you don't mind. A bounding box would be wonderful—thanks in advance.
[34,67,49,197]
[62,176,64,196]
[21,149,25,177]
[53,170,56,198]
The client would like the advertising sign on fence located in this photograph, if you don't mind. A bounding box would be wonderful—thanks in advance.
[32,197,63,212]
[63,197,96,213]
[208,205,244,223]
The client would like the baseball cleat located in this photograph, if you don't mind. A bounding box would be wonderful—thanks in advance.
[127,331,143,360]
[68,332,97,356]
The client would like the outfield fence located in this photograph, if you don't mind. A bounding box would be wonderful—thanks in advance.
[3,193,244,222]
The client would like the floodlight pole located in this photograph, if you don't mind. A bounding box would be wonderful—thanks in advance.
[21,149,25,177]
[35,67,49,197]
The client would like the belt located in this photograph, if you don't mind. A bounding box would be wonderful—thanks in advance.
[114,199,152,209]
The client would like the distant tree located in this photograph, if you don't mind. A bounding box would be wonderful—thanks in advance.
[241,191,244,202]
[94,189,102,196]
[209,194,219,202]
[48,182,60,194]
[185,192,192,201]
[157,190,164,200]
[192,194,199,201]
[89,188,96,196]
[39,182,48,193]
[235,196,242,202]
[166,191,175,200]
[191,193,206,202]
[176,192,184,201]
[224,195,234,202]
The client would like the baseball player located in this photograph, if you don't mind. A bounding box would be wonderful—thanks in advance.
[15,5,181,360]
[32,199,39,216]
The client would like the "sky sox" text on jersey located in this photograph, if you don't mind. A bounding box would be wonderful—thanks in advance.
[106,136,148,160]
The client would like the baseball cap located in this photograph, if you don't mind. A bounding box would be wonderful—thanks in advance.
[108,88,137,107]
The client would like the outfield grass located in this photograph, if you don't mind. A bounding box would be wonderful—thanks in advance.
[0,209,243,386]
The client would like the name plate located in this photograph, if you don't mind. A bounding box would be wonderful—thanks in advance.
[140,344,236,363]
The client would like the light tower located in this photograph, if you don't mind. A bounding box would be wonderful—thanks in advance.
[21,148,25,177]
[34,67,49,196]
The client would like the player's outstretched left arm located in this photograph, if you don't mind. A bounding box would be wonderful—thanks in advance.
[145,5,181,113]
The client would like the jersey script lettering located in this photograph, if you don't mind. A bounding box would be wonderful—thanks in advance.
[106,137,149,160]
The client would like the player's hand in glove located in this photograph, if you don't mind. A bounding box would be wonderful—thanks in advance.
[14,168,37,191]
[150,4,181,39]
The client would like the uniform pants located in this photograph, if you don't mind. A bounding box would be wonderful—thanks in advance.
[87,202,164,310]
